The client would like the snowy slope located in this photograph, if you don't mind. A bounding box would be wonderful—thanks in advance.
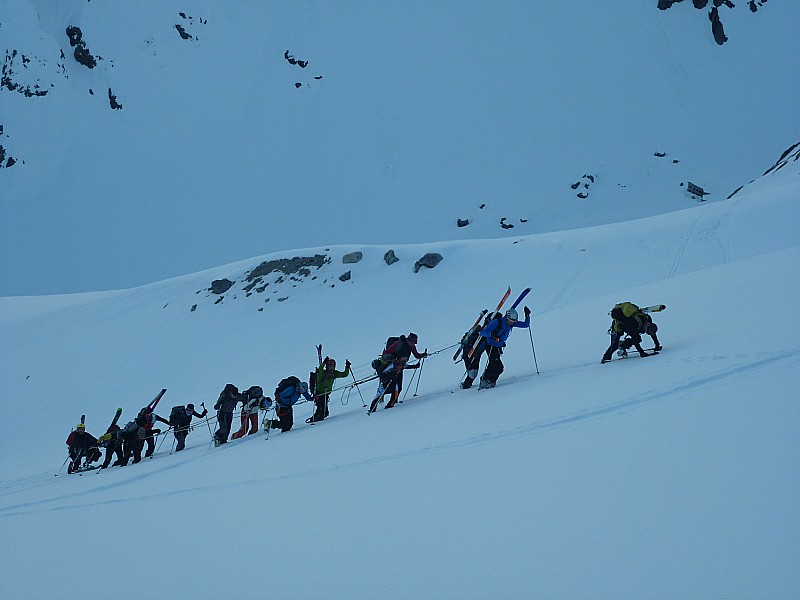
[2,1,799,294]
[1,147,798,598]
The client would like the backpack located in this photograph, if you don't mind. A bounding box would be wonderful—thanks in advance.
[385,336,399,352]
[309,370,317,395]
[122,420,138,434]
[613,302,640,319]
[243,386,265,410]
[275,376,300,399]
[246,385,263,399]
[169,405,187,426]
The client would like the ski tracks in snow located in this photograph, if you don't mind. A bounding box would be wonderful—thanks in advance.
[667,214,701,278]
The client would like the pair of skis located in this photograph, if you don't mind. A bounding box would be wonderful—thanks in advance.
[640,304,666,314]
[453,286,531,362]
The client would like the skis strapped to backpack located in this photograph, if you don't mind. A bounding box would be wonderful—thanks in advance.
[97,408,123,446]
[510,287,531,310]
[466,286,529,360]
[640,304,666,313]
[148,388,167,410]
[453,309,488,361]
[459,287,512,361]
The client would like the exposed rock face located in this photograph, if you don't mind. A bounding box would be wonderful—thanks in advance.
[658,0,768,45]
[413,253,443,273]
[384,250,399,265]
[2,50,49,97]
[709,6,728,45]
[339,271,351,282]
[66,26,98,68]
[342,251,363,264]
[457,219,470,228]
[210,279,235,294]
[108,88,122,109]
[175,24,192,40]
[762,141,800,176]
[245,254,329,282]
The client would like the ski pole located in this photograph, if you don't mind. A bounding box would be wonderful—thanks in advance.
[528,326,540,375]
[413,356,426,397]
[400,367,419,403]
[153,427,172,457]
[54,455,70,477]
[350,370,367,407]
[201,402,214,439]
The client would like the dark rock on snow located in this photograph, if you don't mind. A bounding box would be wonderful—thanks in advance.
[384,250,399,265]
[413,253,443,273]
[210,279,235,295]
[342,251,363,264]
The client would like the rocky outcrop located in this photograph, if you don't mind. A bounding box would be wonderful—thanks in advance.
[384,250,399,265]
[210,279,235,294]
[108,88,122,110]
[709,7,728,45]
[245,254,329,282]
[66,26,98,69]
[413,253,443,273]
[175,12,206,40]
[657,0,768,45]
[342,252,363,264]
[2,50,49,97]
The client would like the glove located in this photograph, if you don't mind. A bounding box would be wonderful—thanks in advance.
[213,403,220,411]
[201,409,208,417]
[345,360,351,367]
[152,428,162,435]
[421,352,429,358]
[524,306,531,316]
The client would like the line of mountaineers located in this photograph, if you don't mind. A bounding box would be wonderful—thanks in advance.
[63,292,664,474]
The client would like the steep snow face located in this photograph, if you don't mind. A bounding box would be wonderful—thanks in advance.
[1,1,799,294]
[0,147,798,599]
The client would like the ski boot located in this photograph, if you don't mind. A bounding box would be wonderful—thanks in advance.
[478,378,495,390]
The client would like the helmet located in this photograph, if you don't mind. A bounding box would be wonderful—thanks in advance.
[408,332,418,343]
[186,403,195,411]
[76,423,86,431]
[300,382,309,393]
[325,358,336,368]
[505,308,518,322]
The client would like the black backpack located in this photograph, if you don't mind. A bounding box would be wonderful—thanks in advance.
[245,385,263,399]
[309,370,317,394]
[275,376,300,399]
[169,405,188,426]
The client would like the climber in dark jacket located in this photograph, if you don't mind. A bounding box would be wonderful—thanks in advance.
[170,403,208,451]
[213,384,239,446]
